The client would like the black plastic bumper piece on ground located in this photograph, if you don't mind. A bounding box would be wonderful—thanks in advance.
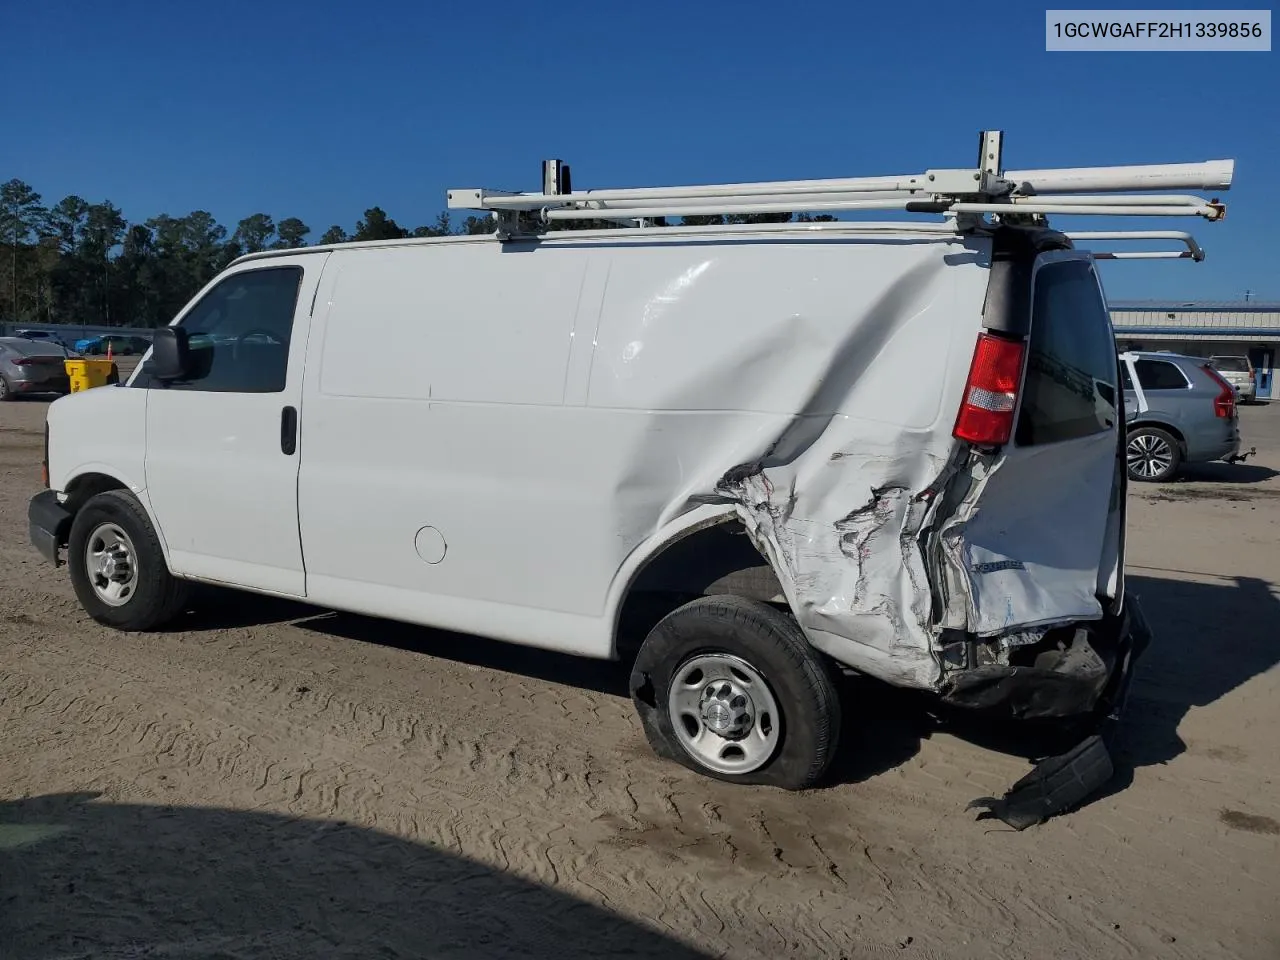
[28,489,72,566]
[967,734,1114,830]
[965,593,1154,830]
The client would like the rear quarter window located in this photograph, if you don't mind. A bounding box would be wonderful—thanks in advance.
[8,340,66,357]
[1210,356,1250,373]
[1014,258,1118,446]
[1135,359,1190,390]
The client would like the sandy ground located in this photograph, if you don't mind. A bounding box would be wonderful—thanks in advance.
[1,386,1278,960]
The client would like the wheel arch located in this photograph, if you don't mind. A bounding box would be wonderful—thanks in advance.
[61,469,172,564]
[64,471,130,513]
[1128,419,1185,447]
[607,506,790,661]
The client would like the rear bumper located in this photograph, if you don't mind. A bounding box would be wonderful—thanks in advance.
[28,489,72,566]
[959,596,1154,829]
[12,377,70,395]
[1191,434,1241,464]
[938,593,1153,722]
[1182,413,1243,463]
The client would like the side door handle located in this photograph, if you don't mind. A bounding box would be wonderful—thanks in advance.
[280,405,298,455]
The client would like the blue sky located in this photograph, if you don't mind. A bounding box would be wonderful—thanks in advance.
[5,0,1276,300]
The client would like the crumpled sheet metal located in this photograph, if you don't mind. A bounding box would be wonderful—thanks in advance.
[595,234,1113,692]
[605,238,990,691]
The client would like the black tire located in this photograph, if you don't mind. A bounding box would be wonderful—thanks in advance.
[629,595,841,790]
[67,489,190,631]
[1126,426,1181,483]
[0,376,12,401]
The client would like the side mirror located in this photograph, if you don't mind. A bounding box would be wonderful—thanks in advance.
[150,327,191,381]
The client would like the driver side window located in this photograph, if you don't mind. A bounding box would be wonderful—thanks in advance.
[161,266,303,393]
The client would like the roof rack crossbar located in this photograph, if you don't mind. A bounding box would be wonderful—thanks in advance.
[1065,230,1206,262]
[446,132,1234,234]
[539,196,1222,222]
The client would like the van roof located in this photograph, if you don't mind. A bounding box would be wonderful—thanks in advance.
[225,218,971,270]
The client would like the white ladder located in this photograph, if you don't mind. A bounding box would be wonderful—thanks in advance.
[445,130,1234,259]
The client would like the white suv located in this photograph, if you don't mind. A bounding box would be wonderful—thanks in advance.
[1208,355,1257,403]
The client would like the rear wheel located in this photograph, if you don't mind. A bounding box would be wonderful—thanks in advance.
[629,596,841,790]
[0,377,11,401]
[68,490,190,631]
[1126,426,1181,482]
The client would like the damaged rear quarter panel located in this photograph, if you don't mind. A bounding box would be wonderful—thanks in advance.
[593,235,994,691]
[592,235,1117,698]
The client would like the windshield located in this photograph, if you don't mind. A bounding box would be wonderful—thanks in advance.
[1210,356,1250,373]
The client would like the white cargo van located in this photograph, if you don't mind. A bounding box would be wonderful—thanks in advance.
[28,134,1232,824]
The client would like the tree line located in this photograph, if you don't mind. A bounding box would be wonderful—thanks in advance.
[1,177,832,328]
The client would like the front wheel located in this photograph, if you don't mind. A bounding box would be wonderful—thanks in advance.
[629,596,841,790]
[1126,426,1181,483]
[67,490,190,631]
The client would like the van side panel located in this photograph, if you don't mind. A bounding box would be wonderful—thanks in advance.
[297,234,992,681]
[588,237,991,686]
[314,243,579,405]
[298,243,609,651]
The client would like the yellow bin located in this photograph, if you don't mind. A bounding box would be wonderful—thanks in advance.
[65,358,117,393]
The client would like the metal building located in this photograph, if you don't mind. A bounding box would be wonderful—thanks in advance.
[1110,300,1279,400]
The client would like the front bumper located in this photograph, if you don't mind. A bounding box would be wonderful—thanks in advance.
[28,489,72,566]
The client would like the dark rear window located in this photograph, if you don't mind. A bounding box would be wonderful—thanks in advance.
[1135,359,1189,390]
[1014,259,1118,446]
[1,338,65,357]
[1210,356,1250,373]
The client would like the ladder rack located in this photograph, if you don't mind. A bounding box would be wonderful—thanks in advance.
[446,131,1234,244]
[1064,231,1206,261]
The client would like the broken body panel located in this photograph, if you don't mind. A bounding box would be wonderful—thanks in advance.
[687,228,1131,721]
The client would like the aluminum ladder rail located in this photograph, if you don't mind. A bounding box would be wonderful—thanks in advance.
[446,130,1234,229]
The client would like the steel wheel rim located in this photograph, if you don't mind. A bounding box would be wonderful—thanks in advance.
[85,522,139,607]
[1127,433,1173,479]
[667,652,782,775]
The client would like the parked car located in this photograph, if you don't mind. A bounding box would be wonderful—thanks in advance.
[13,329,70,350]
[1119,350,1243,482]
[1207,354,1256,403]
[0,337,72,400]
[73,334,152,356]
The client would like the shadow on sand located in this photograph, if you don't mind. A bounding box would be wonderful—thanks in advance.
[0,792,711,960]
[1161,460,1279,486]
[162,570,1278,809]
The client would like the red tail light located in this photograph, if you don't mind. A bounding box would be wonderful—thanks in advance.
[953,333,1026,446]
[12,357,37,366]
[1201,364,1236,418]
